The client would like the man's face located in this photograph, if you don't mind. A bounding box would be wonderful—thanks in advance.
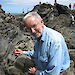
[24,16,44,38]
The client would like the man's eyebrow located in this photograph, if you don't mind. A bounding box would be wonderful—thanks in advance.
[32,23,39,28]
[32,24,37,28]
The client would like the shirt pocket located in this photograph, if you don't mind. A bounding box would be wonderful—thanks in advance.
[39,56,48,63]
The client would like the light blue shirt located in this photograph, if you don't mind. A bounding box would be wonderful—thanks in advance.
[23,26,70,75]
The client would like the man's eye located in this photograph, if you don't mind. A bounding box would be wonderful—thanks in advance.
[32,24,37,28]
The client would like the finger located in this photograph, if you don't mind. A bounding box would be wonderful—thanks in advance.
[29,68,31,71]
[28,71,32,73]
[28,69,32,73]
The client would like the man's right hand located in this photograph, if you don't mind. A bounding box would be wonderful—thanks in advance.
[13,49,23,55]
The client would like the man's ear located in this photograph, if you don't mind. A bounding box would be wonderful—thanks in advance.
[41,20,44,23]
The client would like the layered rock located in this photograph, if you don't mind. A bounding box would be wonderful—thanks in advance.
[0,5,34,75]
[0,3,75,75]
[31,3,75,49]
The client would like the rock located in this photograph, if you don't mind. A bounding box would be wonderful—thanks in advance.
[0,18,4,22]
[14,55,34,72]
[0,67,5,75]
[0,2,75,75]
[67,60,75,75]
[69,49,75,62]
[7,66,23,75]
[31,3,75,48]
[3,53,35,75]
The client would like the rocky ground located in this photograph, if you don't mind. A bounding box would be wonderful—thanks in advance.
[0,3,75,75]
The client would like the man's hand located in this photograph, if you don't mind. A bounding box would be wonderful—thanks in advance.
[28,67,37,74]
[13,49,23,55]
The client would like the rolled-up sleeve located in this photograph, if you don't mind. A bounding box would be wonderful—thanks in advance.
[23,50,34,56]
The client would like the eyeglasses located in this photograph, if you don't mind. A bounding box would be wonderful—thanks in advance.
[32,22,39,28]
[27,23,39,32]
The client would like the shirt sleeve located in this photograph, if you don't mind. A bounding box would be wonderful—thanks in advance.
[35,42,63,75]
[23,50,34,56]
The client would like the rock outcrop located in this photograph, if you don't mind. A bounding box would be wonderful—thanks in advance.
[31,3,75,49]
[0,5,34,75]
[0,3,75,75]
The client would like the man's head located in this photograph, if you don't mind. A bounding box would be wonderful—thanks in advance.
[23,12,44,38]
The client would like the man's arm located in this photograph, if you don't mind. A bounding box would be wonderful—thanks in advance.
[13,49,34,56]
[23,50,34,56]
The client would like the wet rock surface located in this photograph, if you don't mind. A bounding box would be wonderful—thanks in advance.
[0,3,75,75]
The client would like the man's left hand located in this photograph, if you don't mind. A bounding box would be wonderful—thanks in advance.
[28,67,37,74]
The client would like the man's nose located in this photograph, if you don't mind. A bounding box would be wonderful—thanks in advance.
[31,28,35,33]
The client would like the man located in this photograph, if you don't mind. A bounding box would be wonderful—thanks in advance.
[14,12,70,75]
